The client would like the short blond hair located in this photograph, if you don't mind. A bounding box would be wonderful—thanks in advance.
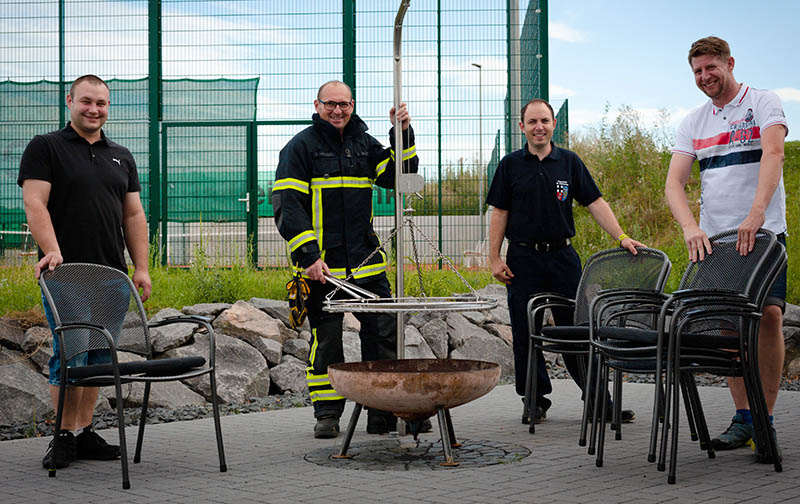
[688,36,731,64]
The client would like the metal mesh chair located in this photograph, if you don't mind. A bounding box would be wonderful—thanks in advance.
[522,247,671,438]
[590,229,785,483]
[40,263,227,489]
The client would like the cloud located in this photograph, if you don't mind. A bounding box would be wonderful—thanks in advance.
[549,22,586,43]
[550,84,576,98]
[774,87,800,103]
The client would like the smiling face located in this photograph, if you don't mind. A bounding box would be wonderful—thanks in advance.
[691,53,737,106]
[314,82,353,133]
[519,102,556,153]
[66,80,110,141]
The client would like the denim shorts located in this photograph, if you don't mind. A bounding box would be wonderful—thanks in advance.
[42,278,129,385]
[764,234,788,312]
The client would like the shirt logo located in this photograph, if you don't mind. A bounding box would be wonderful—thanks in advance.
[112,158,121,166]
[555,180,569,202]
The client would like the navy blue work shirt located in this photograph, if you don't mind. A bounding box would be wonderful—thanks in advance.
[486,142,601,243]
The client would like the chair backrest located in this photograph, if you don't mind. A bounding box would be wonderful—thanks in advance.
[39,263,151,361]
[574,247,672,326]
[678,228,777,300]
[675,229,782,337]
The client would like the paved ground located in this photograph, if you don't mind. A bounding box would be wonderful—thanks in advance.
[1,379,797,504]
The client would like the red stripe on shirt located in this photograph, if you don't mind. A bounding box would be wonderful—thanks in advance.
[692,125,761,151]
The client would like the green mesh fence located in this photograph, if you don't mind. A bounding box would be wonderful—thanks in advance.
[1,0,560,267]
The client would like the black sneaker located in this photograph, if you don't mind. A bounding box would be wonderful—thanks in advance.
[314,415,340,439]
[533,406,547,424]
[406,418,434,436]
[42,431,77,469]
[76,428,120,460]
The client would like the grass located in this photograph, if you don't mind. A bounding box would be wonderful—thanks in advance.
[1,110,797,317]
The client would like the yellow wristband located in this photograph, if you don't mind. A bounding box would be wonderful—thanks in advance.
[618,233,630,242]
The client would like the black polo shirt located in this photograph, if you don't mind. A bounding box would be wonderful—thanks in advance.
[17,123,141,272]
[486,142,601,243]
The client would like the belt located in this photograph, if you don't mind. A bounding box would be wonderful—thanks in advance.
[513,238,571,252]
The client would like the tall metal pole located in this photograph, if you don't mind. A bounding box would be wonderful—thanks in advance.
[393,0,410,361]
[471,63,483,243]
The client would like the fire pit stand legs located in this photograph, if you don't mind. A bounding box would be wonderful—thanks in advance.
[331,403,463,466]
[332,403,364,459]
[436,407,459,466]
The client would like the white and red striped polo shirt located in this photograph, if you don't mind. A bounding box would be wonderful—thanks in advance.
[672,84,788,236]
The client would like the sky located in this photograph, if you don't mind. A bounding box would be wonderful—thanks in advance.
[547,0,800,141]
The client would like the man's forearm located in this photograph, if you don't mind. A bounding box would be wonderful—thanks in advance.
[123,212,150,271]
[23,200,60,255]
[488,207,508,262]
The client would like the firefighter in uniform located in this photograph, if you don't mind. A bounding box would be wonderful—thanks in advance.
[487,98,643,424]
[272,80,419,438]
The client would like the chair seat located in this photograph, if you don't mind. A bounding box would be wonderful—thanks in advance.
[540,325,589,341]
[597,327,740,350]
[68,356,207,379]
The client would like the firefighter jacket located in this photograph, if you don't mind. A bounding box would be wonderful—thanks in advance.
[272,113,418,282]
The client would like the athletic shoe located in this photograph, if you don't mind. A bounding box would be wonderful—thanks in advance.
[42,431,77,469]
[76,428,120,460]
[752,426,783,464]
[711,413,753,450]
[533,405,547,424]
[314,415,340,439]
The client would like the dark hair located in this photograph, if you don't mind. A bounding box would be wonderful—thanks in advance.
[520,98,554,123]
[69,74,109,97]
[688,36,731,64]
[317,80,353,100]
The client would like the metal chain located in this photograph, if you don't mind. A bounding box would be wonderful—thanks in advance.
[405,218,479,296]
[407,215,427,297]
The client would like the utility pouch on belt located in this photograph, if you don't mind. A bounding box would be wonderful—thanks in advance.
[286,273,310,328]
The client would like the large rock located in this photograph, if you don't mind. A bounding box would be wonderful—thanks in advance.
[270,355,307,394]
[343,313,360,332]
[462,311,489,326]
[343,331,361,362]
[283,338,310,362]
[404,325,435,359]
[0,320,26,351]
[22,326,54,375]
[446,313,514,376]
[419,318,448,359]
[488,307,511,326]
[261,337,283,367]
[0,347,53,426]
[213,301,291,360]
[485,323,513,347]
[163,332,270,404]
[182,303,231,317]
[100,351,206,409]
[249,297,309,331]
[148,308,196,353]
[785,303,800,327]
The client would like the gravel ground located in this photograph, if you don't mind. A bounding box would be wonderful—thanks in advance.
[4,363,799,442]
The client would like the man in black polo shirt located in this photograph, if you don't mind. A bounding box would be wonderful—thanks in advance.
[487,98,642,423]
[18,74,151,469]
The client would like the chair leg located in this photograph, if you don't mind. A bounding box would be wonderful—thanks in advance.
[49,383,68,478]
[648,375,664,464]
[134,382,150,464]
[667,351,682,484]
[528,345,540,435]
[523,338,535,427]
[112,379,131,489]
[679,374,698,443]
[587,353,605,456]
[612,369,623,440]
[596,363,610,468]
[209,372,228,473]
[579,346,596,447]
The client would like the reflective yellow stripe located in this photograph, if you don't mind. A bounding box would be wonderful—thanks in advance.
[273,178,310,194]
[310,176,373,189]
[403,145,416,157]
[310,390,345,402]
[312,185,323,251]
[375,157,390,178]
[288,230,317,252]
[351,250,387,279]
[308,329,319,366]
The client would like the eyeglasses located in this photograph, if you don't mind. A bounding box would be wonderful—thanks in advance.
[319,99,353,111]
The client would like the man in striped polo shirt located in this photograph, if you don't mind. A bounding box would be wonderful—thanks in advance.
[665,36,788,458]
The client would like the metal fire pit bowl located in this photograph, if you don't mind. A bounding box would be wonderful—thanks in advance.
[328,359,500,422]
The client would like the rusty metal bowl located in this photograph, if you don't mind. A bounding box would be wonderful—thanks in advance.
[328,359,501,421]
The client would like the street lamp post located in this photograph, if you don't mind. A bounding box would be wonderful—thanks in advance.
[471,62,484,245]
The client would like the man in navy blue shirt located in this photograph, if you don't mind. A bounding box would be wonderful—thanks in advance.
[487,99,643,423]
